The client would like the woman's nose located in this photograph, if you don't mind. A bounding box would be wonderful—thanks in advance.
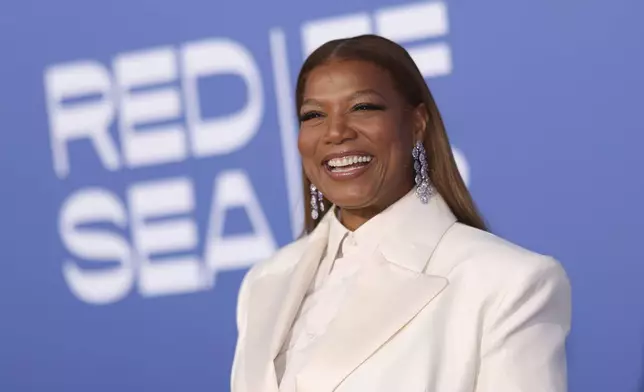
[323,116,357,144]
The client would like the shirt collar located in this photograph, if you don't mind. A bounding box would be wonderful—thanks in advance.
[326,188,419,259]
[325,210,350,262]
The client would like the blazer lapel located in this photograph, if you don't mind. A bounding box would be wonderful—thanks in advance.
[296,195,457,392]
[296,258,448,392]
[242,218,332,392]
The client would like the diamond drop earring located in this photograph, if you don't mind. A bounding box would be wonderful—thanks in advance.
[310,183,324,219]
[412,141,434,204]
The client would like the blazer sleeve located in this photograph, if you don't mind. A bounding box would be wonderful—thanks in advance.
[475,257,572,392]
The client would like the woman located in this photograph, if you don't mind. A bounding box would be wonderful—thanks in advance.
[231,34,571,392]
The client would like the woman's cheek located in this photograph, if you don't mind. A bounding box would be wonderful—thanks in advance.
[302,159,317,183]
[298,128,321,165]
[296,129,307,156]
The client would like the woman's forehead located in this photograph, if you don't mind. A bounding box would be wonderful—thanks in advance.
[302,60,398,102]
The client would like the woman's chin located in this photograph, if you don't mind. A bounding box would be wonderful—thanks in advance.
[325,190,377,210]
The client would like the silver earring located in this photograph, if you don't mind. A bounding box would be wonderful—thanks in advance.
[310,184,324,220]
[412,141,433,204]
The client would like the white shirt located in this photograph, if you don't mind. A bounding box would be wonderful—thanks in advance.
[274,190,416,391]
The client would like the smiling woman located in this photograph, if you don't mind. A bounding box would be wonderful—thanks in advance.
[297,60,424,230]
[295,36,485,234]
[231,34,571,392]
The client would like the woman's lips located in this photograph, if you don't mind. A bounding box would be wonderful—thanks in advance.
[323,154,374,180]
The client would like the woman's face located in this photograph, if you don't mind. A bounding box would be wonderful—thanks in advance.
[298,59,426,211]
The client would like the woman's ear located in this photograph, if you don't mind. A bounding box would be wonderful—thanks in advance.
[411,103,429,142]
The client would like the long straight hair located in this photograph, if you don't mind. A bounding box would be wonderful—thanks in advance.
[296,34,487,234]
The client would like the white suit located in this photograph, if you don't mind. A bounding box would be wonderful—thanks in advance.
[231,192,571,392]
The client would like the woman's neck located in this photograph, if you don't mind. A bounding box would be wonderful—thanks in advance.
[337,186,414,231]
[337,206,381,231]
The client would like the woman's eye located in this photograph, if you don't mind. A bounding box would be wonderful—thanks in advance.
[299,111,323,122]
[352,103,385,111]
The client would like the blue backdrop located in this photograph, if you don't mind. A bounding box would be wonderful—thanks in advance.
[1,0,643,391]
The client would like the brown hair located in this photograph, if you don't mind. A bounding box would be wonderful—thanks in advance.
[296,34,487,234]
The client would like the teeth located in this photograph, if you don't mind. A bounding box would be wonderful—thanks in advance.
[328,155,372,168]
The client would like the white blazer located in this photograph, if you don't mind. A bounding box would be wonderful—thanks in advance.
[231,194,571,392]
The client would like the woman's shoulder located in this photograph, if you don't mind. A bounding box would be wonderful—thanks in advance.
[433,222,569,288]
[234,237,311,322]
[241,236,311,284]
